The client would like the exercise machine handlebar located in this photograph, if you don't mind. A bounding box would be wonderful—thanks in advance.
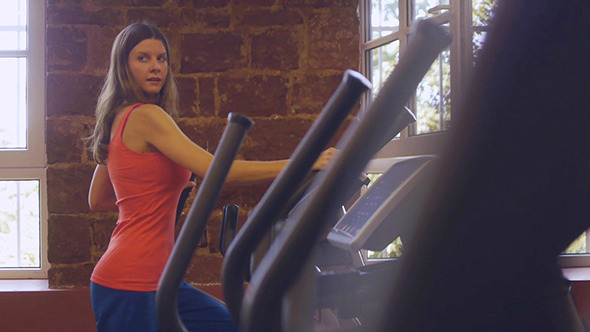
[221,69,372,324]
[240,19,451,332]
[156,113,253,332]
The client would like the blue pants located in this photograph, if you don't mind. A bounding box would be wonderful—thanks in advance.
[91,281,238,332]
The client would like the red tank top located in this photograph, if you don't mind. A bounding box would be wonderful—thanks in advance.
[91,104,191,291]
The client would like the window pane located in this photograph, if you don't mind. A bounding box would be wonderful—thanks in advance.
[472,0,497,27]
[370,0,399,40]
[415,48,451,134]
[0,180,40,268]
[368,237,404,259]
[0,31,27,51]
[0,57,27,149]
[368,40,400,98]
[414,0,450,21]
[0,0,27,51]
[564,232,587,254]
[472,30,487,65]
[471,0,497,66]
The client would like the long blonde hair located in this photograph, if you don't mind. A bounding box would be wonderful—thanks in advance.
[88,22,179,164]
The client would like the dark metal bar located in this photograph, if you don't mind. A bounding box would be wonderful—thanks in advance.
[219,204,239,256]
[221,70,372,324]
[240,19,451,332]
[156,113,253,332]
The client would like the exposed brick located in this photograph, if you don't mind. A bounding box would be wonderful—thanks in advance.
[177,76,198,117]
[218,75,289,117]
[48,215,92,264]
[131,0,167,6]
[181,33,245,73]
[176,10,232,29]
[47,164,95,214]
[235,0,275,6]
[185,252,224,284]
[46,117,93,164]
[47,26,87,71]
[252,29,300,71]
[284,0,358,8]
[217,182,270,209]
[48,0,133,5]
[46,5,125,26]
[291,73,344,113]
[178,0,231,8]
[127,8,179,29]
[177,117,227,151]
[90,214,118,257]
[85,26,119,74]
[308,9,360,70]
[47,0,85,4]
[240,117,314,159]
[197,77,216,117]
[47,73,103,117]
[48,264,95,288]
[239,9,304,27]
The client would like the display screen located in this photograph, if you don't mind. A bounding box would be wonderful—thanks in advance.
[334,158,424,237]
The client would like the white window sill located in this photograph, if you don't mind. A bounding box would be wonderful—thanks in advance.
[0,279,54,292]
[563,268,590,282]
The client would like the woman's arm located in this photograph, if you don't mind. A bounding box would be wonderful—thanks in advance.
[226,159,289,184]
[225,147,335,184]
[129,104,335,184]
[88,164,118,211]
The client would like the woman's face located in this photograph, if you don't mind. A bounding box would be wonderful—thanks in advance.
[128,38,169,102]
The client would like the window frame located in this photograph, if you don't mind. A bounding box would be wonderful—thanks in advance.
[360,0,475,159]
[0,168,49,278]
[0,0,47,279]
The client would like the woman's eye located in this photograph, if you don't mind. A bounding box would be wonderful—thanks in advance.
[158,56,167,62]
[138,55,146,61]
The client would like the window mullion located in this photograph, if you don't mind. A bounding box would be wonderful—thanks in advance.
[455,0,473,116]
[0,51,27,57]
[398,0,411,139]
[16,182,22,267]
[403,0,411,28]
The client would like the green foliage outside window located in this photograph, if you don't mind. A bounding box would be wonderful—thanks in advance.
[0,180,40,268]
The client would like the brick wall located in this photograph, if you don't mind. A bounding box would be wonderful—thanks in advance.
[46,0,360,288]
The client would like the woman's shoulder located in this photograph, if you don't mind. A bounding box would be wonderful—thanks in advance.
[125,103,171,124]
[124,103,178,138]
[127,103,167,115]
[112,103,176,153]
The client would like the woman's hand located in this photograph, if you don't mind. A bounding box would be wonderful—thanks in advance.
[312,147,338,171]
[184,178,197,192]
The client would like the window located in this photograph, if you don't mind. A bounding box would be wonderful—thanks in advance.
[362,0,497,158]
[361,0,590,264]
[360,0,498,258]
[0,0,47,278]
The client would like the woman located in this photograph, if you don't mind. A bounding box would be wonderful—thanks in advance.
[87,22,334,332]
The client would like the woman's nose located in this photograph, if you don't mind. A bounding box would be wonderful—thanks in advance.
[150,59,161,72]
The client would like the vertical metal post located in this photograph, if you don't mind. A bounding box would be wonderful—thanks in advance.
[156,113,253,332]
